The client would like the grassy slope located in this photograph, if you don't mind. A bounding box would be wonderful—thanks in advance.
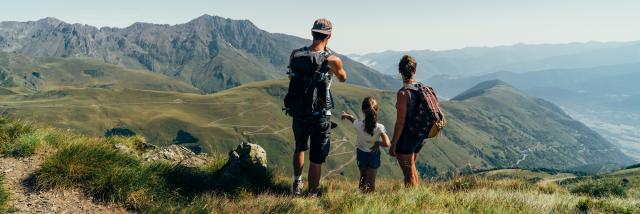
[0,79,633,179]
[0,53,202,94]
[0,80,396,178]
[1,118,638,213]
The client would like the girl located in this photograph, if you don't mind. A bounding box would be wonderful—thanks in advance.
[341,97,391,193]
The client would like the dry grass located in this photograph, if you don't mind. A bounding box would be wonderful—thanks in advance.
[0,174,8,213]
[2,116,640,213]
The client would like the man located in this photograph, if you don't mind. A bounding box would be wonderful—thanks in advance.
[284,18,347,196]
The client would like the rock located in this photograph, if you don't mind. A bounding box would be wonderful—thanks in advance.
[142,145,210,167]
[113,143,133,155]
[223,142,268,177]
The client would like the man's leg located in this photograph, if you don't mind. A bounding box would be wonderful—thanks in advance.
[308,117,331,193]
[291,119,309,195]
[308,162,322,192]
[293,151,304,177]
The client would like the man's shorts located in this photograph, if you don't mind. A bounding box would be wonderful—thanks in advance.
[293,116,331,164]
[356,149,381,169]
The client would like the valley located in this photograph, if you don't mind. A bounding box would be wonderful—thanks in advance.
[0,78,633,178]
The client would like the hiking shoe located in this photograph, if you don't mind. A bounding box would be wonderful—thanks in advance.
[307,189,323,198]
[292,180,303,195]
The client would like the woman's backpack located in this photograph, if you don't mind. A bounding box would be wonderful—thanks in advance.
[402,83,447,139]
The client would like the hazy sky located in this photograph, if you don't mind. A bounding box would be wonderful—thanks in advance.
[2,0,639,54]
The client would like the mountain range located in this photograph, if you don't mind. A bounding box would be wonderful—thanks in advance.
[426,63,640,161]
[350,41,640,80]
[0,15,399,93]
[0,15,635,178]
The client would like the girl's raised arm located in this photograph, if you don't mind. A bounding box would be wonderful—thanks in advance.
[341,111,356,123]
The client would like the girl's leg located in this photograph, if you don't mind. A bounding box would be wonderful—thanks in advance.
[365,168,378,193]
[397,154,414,187]
[359,167,367,192]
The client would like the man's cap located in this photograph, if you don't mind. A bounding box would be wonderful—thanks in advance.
[311,18,332,35]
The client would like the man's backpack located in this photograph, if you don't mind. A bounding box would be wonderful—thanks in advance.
[283,47,334,119]
[402,83,447,139]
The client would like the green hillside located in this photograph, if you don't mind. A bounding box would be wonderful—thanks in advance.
[0,53,201,94]
[426,80,633,172]
[0,79,632,178]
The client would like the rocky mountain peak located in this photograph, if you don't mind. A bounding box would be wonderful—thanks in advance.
[35,17,66,26]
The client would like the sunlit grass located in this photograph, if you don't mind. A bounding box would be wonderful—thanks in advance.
[2,116,640,213]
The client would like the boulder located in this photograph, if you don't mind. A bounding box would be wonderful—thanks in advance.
[142,145,209,167]
[223,142,268,177]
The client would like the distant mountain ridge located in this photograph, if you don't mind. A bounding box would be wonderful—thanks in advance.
[0,15,399,93]
[350,41,640,80]
[426,63,640,161]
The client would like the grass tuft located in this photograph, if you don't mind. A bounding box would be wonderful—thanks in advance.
[570,180,627,198]
[0,174,8,213]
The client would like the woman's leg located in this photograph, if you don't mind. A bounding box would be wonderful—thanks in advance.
[359,167,367,192]
[365,168,377,192]
[397,154,415,187]
[411,153,420,186]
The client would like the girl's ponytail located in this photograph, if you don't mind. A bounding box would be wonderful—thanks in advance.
[362,97,379,136]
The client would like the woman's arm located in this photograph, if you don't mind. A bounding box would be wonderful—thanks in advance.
[390,90,409,156]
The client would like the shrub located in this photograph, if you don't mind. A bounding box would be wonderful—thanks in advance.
[0,118,36,154]
[104,127,136,138]
[173,130,199,144]
[11,131,46,157]
[575,198,592,213]
[570,180,627,198]
[593,199,639,214]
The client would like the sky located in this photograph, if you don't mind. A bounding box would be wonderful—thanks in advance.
[1,0,639,54]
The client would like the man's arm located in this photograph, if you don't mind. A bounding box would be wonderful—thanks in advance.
[328,55,347,82]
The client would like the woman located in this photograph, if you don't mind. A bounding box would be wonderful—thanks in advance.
[389,55,423,187]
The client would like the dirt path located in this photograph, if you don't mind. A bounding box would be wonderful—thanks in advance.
[0,155,130,213]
